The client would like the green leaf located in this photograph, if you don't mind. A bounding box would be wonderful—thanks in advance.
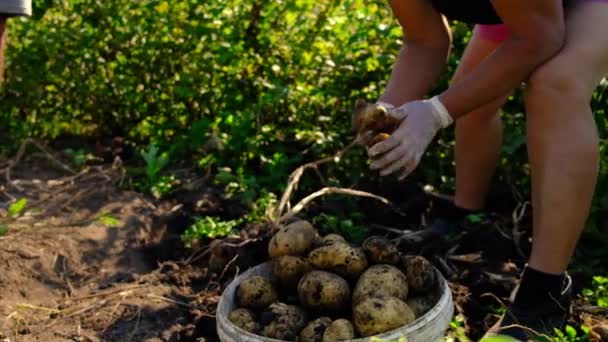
[466,213,483,223]
[141,144,159,166]
[565,325,577,338]
[95,213,121,227]
[0,224,7,237]
[7,198,28,218]
[181,216,241,247]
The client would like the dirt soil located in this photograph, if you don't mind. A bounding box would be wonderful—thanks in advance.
[0,157,238,342]
[0,153,606,342]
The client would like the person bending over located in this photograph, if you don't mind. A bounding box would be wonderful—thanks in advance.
[361,0,608,340]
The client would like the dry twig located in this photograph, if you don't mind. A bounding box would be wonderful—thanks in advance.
[219,254,239,281]
[512,201,530,259]
[283,186,405,219]
[274,140,358,220]
[447,253,482,264]
[4,139,76,191]
[146,294,195,309]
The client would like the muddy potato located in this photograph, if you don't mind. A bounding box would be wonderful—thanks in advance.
[402,255,437,295]
[322,319,355,342]
[298,270,351,313]
[263,323,298,341]
[308,242,368,278]
[261,302,308,340]
[269,220,319,258]
[353,296,416,337]
[352,264,409,305]
[279,215,304,226]
[406,294,437,318]
[299,317,333,342]
[351,99,401,137]
[368,133,391,148]
[362,235,400,265]
[228,308,260,333]
[237,275,278,310]
[272,255,313,287]
[314,234,346,247]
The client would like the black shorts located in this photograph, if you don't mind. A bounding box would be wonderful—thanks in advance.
[430,0,571,25]
[0,0,31,17]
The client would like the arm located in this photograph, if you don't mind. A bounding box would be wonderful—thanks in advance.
[438,0,565,118]
[379,0,452,107]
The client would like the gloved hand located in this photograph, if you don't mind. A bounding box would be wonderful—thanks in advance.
[368,96,453,180]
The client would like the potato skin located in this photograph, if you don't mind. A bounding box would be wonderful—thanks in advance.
[368,133,391,148]
[237,275,278,310]
[315,234,346,247]
[352,264,409,305]
[299,317,333,342]
[269,220,319,258]
[261,302,308,340]
[297,271,351,313]
[351,100,401,138]
[307,242,368,278]
[322,319,355,342]
[263,323,299,341]
[353,296,416,337]
[402,255,437,295]
[272,255,313,287]
[362,235,400,265]
[228,308,260,334]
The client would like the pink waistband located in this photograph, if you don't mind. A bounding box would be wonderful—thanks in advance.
[475,0,608,43]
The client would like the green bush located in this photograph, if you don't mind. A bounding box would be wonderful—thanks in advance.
[1,0,608,259]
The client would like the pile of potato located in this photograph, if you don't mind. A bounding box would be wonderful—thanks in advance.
[228,219,439,341]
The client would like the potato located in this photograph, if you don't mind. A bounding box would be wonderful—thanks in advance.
[406,294,437,318]
[263,323,299,341]
[402,255,437,295]
[315,234,346,247]
[351,100,400,138]
[362,235,400,265]
[237,275,278,310]
[353,296,416,337]
[228,308,260,333]
[322,319,355,342]
[272,255,312,287]
[269,220,319,258]
[352,264,409,305]
[368,133,391,147]
[307,242,368,278]
[261,302,308,340]
[299,317,332,342]
[298,271,351,313]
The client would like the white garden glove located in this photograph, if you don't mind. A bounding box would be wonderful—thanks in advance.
[368,96,453,180]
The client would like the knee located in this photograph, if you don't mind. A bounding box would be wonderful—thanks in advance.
[526,59,592,104]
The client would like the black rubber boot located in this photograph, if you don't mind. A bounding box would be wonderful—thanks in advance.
[483,273,573,341]
[401,198,481,246]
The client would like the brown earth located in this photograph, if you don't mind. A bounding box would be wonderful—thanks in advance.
[0,151,606,341]
[0,156,234,342]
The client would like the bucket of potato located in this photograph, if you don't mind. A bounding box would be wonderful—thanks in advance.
[216,219,454,342]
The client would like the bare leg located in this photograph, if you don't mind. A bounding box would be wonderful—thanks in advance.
[403,30,511,244]
[451,28,511,210]
[0,16,6,83]
[524,1,608,274]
